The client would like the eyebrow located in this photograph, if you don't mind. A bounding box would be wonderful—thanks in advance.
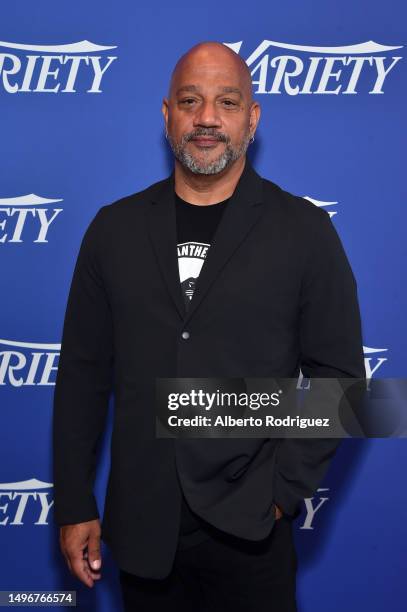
[176,85,242,98]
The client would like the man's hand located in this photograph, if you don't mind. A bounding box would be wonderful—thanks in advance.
[274,504,284,520]
[59,519,102,588]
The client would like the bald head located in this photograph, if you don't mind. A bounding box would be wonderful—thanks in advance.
[168,41,253,104]
[162,40,260,176]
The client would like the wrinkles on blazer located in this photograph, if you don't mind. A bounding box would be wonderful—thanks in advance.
[52,207,114,526]
[52,158,365,577]
[272,211,365,519]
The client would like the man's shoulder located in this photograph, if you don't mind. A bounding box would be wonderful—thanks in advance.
[261,176,330,231]
[260,172,330,225]
[96,174,170,220]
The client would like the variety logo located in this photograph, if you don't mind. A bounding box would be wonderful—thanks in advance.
[0,39,117,94]
[303,196,338,217]
[298,344,388,390]
[0,194,63,243]
[301,487,330,529]
[225,40,402,95]
[0,338,60,386]
[0,478,53,525]
[363,345,388,379]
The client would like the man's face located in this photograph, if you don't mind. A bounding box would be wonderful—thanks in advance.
[162,55,259,175]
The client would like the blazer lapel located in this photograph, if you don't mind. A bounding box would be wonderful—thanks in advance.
[147,174,187,320]
[147,158,264,323]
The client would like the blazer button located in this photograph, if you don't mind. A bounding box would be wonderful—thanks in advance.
[181,331,190,340]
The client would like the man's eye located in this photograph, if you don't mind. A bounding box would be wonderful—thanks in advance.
[222,100,237,106]
[180,99,196,105]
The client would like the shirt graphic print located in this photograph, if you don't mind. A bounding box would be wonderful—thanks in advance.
[174,191,230,309]
[177,241,210,304]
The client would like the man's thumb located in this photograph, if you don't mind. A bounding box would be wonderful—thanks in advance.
[87,534,102,570]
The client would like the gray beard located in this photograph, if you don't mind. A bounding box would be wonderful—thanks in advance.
[167,134,251,175]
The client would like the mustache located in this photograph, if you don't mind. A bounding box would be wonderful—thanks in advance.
[184,129,230,143]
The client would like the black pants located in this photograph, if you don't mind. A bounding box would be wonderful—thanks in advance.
[119,516,298,611]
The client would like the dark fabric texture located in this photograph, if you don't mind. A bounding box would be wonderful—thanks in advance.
[175,192,229,310]
[120,515,297,612]
[175,192,229,245]
[175,192,229,546]
[52,159,365,578]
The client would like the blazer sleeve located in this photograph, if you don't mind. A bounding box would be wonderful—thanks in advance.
[52,206,114,526]
[272,208,365,519]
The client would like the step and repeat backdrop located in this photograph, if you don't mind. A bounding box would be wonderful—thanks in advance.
[0,1,405,610]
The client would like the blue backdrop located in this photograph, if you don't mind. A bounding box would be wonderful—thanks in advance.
[0,1,405,610]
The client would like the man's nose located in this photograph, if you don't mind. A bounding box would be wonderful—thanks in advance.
[193,101,222,127]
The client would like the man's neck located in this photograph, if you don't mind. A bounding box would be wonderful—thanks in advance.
[174,156,246,206]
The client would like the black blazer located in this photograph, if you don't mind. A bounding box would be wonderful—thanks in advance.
[52,158,365,578]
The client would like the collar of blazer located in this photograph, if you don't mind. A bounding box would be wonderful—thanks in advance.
[147,157,265,324]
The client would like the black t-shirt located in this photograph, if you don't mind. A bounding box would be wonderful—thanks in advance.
[175,190,230,547]
[175,191,230,308]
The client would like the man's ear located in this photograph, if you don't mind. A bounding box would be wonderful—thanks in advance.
[249,101,261,136]
[162,97,169,131]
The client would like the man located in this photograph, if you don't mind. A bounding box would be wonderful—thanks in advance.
[53,41,365,611]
